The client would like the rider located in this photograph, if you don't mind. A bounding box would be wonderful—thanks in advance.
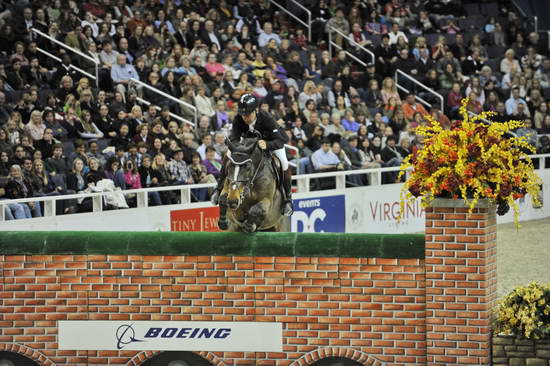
[211,94,294,216]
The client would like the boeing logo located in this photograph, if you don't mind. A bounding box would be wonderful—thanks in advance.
[116,324,145,350]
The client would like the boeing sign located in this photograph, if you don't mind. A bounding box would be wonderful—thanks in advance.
[59,321,282,352]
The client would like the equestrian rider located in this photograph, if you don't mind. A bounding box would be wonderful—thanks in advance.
[211,94,294,216]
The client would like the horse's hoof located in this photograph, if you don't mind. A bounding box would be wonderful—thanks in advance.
[218,219,229,230]
[243,222,257,233]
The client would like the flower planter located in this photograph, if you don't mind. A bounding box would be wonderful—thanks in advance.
[493,335,550,366]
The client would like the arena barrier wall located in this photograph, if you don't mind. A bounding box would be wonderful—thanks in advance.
[2,168,548,233]
[0,207,497,366]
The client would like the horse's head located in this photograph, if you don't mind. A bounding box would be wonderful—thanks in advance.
[224,137,259,210]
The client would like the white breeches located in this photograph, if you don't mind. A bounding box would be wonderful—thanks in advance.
[273,148,289,170]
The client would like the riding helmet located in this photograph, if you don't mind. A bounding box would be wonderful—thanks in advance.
[238,94,258,115]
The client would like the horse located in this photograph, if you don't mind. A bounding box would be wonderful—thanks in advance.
[217,136,285,232]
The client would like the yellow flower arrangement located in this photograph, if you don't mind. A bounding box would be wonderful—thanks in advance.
[495,282,550,339]
[399,98,542,226]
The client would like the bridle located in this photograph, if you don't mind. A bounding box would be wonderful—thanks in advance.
[226,145,267,203]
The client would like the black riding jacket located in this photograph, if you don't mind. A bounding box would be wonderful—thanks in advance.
[230,110,289,151]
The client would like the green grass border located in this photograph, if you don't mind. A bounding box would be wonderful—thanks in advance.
[0,232,425,259]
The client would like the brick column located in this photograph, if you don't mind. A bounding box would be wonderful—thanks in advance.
[425,198,497,366]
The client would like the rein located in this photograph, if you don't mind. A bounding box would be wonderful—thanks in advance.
[226,145,267,201]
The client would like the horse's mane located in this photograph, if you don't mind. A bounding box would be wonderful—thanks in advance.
[229,137,260,164]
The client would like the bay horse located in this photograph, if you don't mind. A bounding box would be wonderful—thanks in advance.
[217,136,284,232]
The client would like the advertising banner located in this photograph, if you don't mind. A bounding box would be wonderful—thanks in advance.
[346,184,424,233]
[58,321,282,352]
[291,195,346,232]
[170,207,220,232]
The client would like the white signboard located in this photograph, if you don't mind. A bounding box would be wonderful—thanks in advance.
[346,184,424,233]
[58,321,282,352]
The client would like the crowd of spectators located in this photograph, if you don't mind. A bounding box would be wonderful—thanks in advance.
[0,0,549,220]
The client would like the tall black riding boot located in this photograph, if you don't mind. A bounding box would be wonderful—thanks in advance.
[282,169,294,216]
[210,165,227,205]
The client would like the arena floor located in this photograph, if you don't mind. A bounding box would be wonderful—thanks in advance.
[497,217,550,298]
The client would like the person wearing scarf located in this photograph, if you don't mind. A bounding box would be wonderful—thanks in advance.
[5,164,42,217]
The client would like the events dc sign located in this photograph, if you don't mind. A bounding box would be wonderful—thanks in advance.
[291,195,345,232]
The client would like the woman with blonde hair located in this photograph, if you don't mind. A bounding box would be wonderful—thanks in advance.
[501,49,522,74]
[76,77,90,96]
[8,111,24,130]
[151,153,177,204]
[381,77,401,105]
[412,36,427,60]
[299,80,322,109]
[25,110,46,141]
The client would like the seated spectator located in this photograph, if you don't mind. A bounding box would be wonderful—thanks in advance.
[311,139,345,172]
[380,134,404,182]
[501,49,522,74]
[381,77,401,105]
[110,54,139,102]
[169,148,193,185]
[45,144,69,176]
[506,87,529,116]
[194,87,215,117]
[24,110,46,142]
[137,155,162,206]
[401,94,428,121]
[516,119,538,149]
[258,22,281,48]
[342,110,360,135]
[4,164,41,218]
[202,146,223,178]
[151,153,176,204]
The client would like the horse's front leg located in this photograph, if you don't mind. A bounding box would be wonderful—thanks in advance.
[218,193,229,231]
[243,198,270,233]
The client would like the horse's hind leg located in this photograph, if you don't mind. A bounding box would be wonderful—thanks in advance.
[243,198,270,233]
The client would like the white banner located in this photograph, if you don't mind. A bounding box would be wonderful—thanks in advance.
[345,184,424,233]
[58,321,282,352]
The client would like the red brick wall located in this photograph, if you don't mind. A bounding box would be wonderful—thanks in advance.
[0,255,425,365]
[0,200,498,366]
[424,201,497,366]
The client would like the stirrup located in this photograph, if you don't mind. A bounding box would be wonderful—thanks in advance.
[282,200,294,216]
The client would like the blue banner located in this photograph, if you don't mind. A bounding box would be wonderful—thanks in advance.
[291,195,346,232]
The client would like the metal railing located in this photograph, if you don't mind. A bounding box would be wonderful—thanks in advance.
[2,154,549,221]
[136,97,195,127]
[131,78,198,125]
[35,47,97,81]
[511,0,539,32]
[31,28,100,88]
[293,165,409,192]
[328,26,375,66]
[268,0,311,42]
[394,69,445,112]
